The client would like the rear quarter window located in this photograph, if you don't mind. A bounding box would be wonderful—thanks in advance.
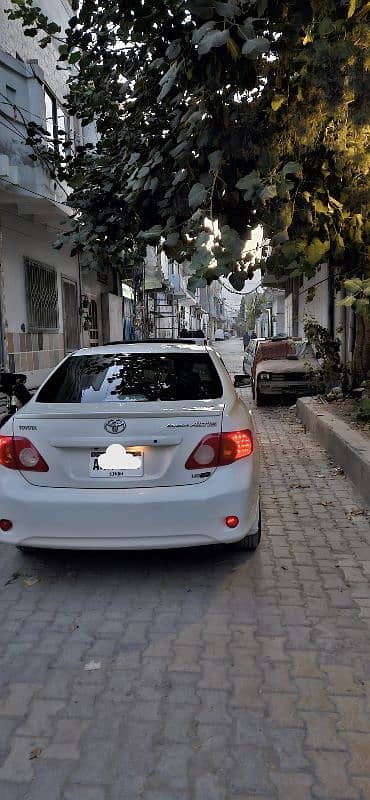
[36,353,223,403]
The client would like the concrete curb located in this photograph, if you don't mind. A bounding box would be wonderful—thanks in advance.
[296,397,370,506]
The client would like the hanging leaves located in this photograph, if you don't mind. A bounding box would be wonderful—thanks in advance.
[208,150,223,172]
[188,183,207,209]
[271,95,286,111]
[6,0,368,296]
[242,37,270,58]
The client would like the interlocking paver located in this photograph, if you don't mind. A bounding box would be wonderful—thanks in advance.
[0,340,369,798]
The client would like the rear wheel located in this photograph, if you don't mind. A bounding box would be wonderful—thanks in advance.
[233,504,261,552]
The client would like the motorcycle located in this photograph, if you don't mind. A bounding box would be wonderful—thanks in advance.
[0,371,32,428]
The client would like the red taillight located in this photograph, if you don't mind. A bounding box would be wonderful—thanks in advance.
[0,436,49,472]
[185,430,253,470]
[219,430,253,465]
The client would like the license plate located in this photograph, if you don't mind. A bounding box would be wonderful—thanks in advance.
[90,448,144,478]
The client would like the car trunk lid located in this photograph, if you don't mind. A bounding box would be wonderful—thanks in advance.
[12,401,224,488]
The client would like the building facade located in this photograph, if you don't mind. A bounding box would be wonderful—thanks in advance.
[0,0,121,388]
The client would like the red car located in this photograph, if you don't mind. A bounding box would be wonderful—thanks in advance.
[252,339,317,406]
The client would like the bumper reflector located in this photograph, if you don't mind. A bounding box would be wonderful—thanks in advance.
[0,519,13,532]
[225,515,239,529]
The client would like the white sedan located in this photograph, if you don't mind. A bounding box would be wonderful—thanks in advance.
[0,341,260,551]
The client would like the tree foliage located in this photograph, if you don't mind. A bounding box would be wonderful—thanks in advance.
[6,0,369,292]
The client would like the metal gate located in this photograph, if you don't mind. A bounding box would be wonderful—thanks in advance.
[62,278,79,352]
[88,299,99,346]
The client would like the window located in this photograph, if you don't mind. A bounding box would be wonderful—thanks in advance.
[37,353,223,404]
[6,85,16,104]
[25,258,59,331]
[44,87,69,153]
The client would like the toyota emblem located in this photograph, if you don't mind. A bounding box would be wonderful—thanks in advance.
[104,418,126,434]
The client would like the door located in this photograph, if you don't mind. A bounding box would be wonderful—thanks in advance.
[62,278,79,352]
[88,299,99,346]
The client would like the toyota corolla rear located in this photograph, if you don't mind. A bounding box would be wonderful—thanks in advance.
[0,344,259,549]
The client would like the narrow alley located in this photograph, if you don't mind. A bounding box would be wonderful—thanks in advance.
[0,339,369,800]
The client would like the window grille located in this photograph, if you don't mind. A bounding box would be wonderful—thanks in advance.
[25,258,59,331]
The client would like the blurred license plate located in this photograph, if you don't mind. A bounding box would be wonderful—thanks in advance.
[89,449,143,478]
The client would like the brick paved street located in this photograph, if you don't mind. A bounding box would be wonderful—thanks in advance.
[0,339,370,799]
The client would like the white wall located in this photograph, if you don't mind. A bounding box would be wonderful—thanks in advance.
[298,263,329,337]
[1,212,78,331]
[285,293,293,336]
[0,0,73,103]
[272,291,285,336]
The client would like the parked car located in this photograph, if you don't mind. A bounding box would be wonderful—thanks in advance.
[243,338,265,378]
[214,329,225,341]
[0,341,260,552]
[223,331,230,340]
[252,339,317,406]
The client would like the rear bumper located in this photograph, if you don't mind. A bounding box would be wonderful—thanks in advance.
[0,464,259,549]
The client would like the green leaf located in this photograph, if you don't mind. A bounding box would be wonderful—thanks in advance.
[242,37,270,58]
[337,295,355,308]
[173,168,187,185]
[39,35,51,48]
[208,150,223,172]
[158,61,179,101]
[188,274,208,291]
[344,278,364,293]
[281,161,302,177]
[138,225,163,241]
[328,194,343,210]
[348,0,357,17]
[188,182,207,209]
[306,286,316,302]
[229,271,246,290]
[313,197,328,214]
[215,2,239,17]
[272,230,289,246]
[164,232,180,248]
[69,51,81,64]
[271,95,286,111]
[165,39,181,59]
[259,184,277,201]
[47,22,61,35]
[303,31,314,45]
[192,21,216,45]
[198,29,230,56]
[236,171,260,191]
[305,237,330,265]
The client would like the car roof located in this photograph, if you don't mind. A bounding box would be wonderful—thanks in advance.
[70,342,209,357]
[256,339,296,358]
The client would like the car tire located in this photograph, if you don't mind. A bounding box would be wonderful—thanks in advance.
[256,383,263,406]
[233,504,261,552]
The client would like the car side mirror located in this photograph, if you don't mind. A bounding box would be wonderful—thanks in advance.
[234,374,251,388]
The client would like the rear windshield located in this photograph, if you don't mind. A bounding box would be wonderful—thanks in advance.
[36,353,223,403]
